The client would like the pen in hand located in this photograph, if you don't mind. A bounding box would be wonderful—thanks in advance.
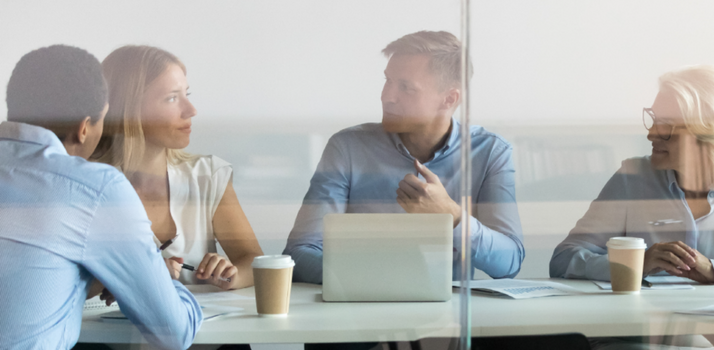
[159,235,232,283]
[158,236,177,251]
[181,263,232,283]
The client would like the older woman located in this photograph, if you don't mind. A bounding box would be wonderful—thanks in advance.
[93,45,263,290]
[551,65,714,283]
[551,65,714,349]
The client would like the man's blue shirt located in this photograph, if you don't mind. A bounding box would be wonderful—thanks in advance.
[283,118,525,283]
[0,122,202,350]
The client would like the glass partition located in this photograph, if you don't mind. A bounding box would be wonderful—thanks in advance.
[467,1,714,350]
[0,0,470,349]
[6,1,714,349]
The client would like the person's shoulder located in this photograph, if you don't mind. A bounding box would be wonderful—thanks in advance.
[331,122,384,140]
[174,154,232,177]
[326,122,387,149]
[45,153,126,194]
[602,156,668,199]
[469,124,512,151]
[618,156,653,174]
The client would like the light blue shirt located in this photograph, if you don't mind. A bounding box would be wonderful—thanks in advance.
[0,122,203,350]
[283,118,525,283]
[550,156,714,281]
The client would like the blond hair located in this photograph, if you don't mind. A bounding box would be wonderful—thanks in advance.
[92,45,194,173]
[382,30,473,90]
[659,65,714,145]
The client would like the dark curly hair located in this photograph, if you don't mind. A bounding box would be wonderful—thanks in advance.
[6,44,107,141]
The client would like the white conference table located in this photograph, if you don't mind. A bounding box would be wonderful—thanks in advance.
[79,279,714,345]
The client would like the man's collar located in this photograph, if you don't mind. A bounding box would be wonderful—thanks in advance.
[387,117,460,160]
[0,121,67,155]
[444,116,460,151]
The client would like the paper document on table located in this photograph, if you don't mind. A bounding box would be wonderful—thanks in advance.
[200,304,245,321]
[453,279,584,299]
[593,280,695,291]
[645,276,699,285]
[193,291,254,304]
[100,291,250,323]
[676,305,714,316]
[100,304,244,322]
[84,295,119,311]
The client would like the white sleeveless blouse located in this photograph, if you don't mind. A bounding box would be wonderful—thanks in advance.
[153,155,233,285]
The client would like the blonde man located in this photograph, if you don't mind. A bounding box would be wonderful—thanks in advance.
[284,31,525,284]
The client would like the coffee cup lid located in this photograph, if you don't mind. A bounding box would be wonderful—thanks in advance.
[252,255,295,269]
[606,237,647,249]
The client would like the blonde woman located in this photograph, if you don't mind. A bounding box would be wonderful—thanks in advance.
[550,65,714,349]
[93,45,263,290]
[551,65,714,284]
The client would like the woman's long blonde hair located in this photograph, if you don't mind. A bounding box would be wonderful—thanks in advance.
[92,45,194,173]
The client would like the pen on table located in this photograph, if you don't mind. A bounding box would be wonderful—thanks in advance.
[642,279,653,288]
[159,235,232,283]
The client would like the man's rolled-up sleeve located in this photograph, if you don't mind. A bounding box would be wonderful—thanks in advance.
[455,143,525,279]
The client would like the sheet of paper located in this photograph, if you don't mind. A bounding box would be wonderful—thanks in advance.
[645,276,698,284]
[453,279,584,299]
[676,305,714,316]
[592,281,695,291]
[84,296,119,311]
[99,291,252,323]
[201,304,245,321]
[100,305,245,322]
[193,292,254,304]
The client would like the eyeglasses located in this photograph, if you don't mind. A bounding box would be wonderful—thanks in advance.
[643,107,676,140]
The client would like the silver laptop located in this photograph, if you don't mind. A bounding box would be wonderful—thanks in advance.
[322,213,453,302]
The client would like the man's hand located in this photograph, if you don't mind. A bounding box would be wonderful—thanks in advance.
[196,253,239,290]
[165,257,184,280]
[396,159,461,227]
[87,279,105,299]
[99,288,116,306]
[88,279,114,306]
[643,241,714,283]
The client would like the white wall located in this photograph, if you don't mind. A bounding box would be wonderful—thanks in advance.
[0,0,460,127]
[5,1,714,126]
[470,1,714,125]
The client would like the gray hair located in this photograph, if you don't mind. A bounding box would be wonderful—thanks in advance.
[659,65,714,144]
